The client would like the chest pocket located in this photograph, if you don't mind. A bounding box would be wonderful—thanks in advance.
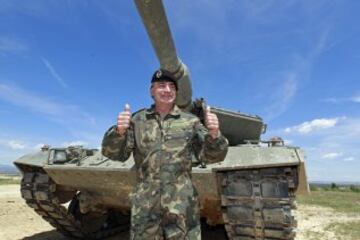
[136,121,160,151]
[164,121,194,150]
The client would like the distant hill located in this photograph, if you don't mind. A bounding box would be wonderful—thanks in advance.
[0,164,19,174]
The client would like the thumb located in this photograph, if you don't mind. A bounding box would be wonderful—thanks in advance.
[124,103,131,112]
[206,106,211,113]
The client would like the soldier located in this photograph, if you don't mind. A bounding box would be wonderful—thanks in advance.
[102,70,228,240]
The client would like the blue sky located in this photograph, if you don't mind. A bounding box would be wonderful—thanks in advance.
[0,0,359,182]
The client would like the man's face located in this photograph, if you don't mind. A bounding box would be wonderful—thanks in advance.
[151,81,177,105]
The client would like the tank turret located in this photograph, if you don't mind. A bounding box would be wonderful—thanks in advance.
[135,0,264,145]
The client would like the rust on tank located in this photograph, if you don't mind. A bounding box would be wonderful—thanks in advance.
[200,197,224,225]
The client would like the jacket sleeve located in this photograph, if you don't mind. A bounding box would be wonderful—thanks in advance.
[101,124,135,161]
[193,120,229,164]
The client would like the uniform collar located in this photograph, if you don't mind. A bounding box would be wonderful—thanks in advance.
[146,104,181,118]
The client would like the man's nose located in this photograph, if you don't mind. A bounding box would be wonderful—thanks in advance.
[163,84,172,91]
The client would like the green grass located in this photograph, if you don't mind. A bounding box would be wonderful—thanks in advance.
[0,175,21,185]
[298,190,360,214]
[298,191,360,240]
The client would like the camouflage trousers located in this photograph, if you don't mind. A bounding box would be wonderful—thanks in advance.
[130,180,201,240]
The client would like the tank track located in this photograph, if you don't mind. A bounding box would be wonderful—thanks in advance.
[20,168,129,239]
[219,167,297,240]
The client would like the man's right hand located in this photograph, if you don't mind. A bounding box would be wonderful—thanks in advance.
[117,103,131,135]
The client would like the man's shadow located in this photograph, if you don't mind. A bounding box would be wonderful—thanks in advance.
[21,224,227,240]
[22,230,67,240]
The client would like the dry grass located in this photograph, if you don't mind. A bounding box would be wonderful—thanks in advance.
[325,221,360,240]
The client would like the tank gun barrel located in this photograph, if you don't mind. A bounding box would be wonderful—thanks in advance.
[134,0,192,109]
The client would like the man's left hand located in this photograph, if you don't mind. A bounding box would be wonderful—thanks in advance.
[205,106,219,139]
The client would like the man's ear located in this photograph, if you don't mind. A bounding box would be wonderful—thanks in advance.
[150,86,154,99]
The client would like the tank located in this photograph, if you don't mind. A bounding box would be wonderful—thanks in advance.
[14,0,309,239]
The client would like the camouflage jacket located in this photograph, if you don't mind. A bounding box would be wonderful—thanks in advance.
[101,105,228,183]
[102,105,228,238]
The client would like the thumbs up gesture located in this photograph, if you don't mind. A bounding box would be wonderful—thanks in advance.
[117,104,132,135]
[205,106,219,139]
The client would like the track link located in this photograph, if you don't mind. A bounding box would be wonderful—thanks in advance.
[20,169,129,239]
[219,167,298,240]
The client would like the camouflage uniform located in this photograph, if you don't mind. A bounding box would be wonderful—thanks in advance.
[102,105,228,240]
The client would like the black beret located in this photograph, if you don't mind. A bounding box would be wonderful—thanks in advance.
[151,69,178,90]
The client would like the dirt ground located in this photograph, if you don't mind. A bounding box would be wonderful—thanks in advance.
[0,184,359,240]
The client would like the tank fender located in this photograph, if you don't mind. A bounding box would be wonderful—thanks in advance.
[14,150,49,172]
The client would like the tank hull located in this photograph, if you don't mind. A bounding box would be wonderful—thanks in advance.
[16,144,307,229]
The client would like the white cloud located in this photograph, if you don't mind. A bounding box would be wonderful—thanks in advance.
[277,117,360,181]
[0,138,26,150]
[322,94,360,104]
[265,73,298,120]
[321,98,342,103]
[343,157,355,162]
[0,136,51,153]
[285,117,342,134]
[265,117,360,181]
[41,57,68,88]
[351,95,360,103]
[321,152,343,159]
[264,14,333,121]
[33,143,46,150]
[0,37,27,53]
[0,133,100,165]
[0,83,95,126]
[61,141,88,147]
[0,138,39,165]
[7,140,25,150]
